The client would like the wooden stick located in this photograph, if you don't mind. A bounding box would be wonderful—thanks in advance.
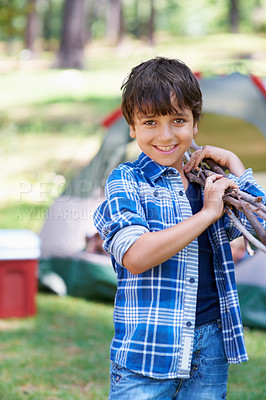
[225,206,266,254]
[240,203,266,245]
[244,237,255,256]
[185,171,205,187]
[223,194,266,219]
[244,202,266,220]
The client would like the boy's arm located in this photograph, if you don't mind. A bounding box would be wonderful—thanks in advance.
[93,166,150,258]
[123,174,239,275]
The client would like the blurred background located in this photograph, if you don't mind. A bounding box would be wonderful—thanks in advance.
[0,0,266,232]
[0,2,266,399]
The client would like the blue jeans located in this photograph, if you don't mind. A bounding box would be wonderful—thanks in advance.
[109,319,228,399]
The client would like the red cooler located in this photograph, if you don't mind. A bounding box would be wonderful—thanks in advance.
[0,229,40,318]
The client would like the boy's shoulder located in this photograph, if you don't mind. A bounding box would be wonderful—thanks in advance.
[107,158,144,187]
[108,152,175,185]
[108,154,146,181]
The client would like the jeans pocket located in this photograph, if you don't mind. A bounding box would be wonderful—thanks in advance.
[194,321,229,385]
[200,356,229,385]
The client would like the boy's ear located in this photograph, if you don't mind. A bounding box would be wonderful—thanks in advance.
[130,126,136,138]
[193,122,198,136]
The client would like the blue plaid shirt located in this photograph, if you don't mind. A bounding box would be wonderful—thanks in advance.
[93,152,266,379]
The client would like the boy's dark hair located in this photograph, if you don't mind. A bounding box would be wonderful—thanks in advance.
[121,57,202,127]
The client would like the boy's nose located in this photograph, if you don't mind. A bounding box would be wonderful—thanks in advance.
[159,124,173,141]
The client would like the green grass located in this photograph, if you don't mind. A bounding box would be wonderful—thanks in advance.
[228,329,266,399]
[0,294,265,400]
[0,294,114,400]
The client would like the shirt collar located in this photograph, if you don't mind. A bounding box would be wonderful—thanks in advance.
[136,152,180,182]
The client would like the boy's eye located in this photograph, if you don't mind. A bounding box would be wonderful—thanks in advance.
[144,120,156,126]
[174,118,185,124]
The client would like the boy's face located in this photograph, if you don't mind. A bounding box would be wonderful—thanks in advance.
[129,98,198,172]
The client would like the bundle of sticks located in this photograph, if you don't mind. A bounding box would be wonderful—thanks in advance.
[184,141,266,255]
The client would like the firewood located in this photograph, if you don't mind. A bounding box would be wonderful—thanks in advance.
[184,142,266,254]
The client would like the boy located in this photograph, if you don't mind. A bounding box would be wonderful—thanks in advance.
[93,57,266,399]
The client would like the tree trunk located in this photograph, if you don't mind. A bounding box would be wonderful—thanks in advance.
[56,0,86,69]
[43,0,53,47]
[133,0,140,39]
[84,0,95,43]
[106,0,124,45]
[25,0,38,54]
[229,0,239,33]
[148,0,155,46]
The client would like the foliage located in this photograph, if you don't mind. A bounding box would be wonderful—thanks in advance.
[1,0,266,46]
[156,0,227,36]
[0,0,27,39]
[155,0,266,35]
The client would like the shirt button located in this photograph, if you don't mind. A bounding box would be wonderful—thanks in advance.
[186,322,192,327]
[189,278,195,283]
[153,190,159,197]
[179,190,184,196]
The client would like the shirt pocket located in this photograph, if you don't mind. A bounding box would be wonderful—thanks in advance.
[140,185,177,230]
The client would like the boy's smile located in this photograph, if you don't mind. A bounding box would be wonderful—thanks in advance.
[153,144,177,153]
[130,102,198,173]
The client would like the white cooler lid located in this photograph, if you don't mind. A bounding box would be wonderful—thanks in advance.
[0,229,41,260]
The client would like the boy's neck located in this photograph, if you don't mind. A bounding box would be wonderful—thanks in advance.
[180,170,189,191]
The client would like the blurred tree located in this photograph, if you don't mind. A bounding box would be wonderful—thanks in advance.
[229,0,239,33]
[42,0,52,44]
[25,0,38,53]
[55,0,86,69]
[84,0,94,42]
[252,0,266,32]
[132,0,140,38]
[123,0,157,42]
[106,0,124,44]
[148,0,155,45]
[40,0,65,48]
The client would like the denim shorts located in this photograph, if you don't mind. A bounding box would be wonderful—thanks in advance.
[109,319,228,400]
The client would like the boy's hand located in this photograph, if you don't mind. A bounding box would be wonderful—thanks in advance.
[202,174,239,221]
[184,145,245,177]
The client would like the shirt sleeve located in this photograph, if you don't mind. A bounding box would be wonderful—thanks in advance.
[224,168,266,240]
[228,168,266,204]
[110,225,149,266]
[93,165,149,257]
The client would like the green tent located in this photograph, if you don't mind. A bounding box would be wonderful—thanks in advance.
[235,251,266,329]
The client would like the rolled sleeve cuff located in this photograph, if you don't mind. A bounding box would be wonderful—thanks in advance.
[229,168,255,186]
[109,225,149,266]
[228,168,266,203]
